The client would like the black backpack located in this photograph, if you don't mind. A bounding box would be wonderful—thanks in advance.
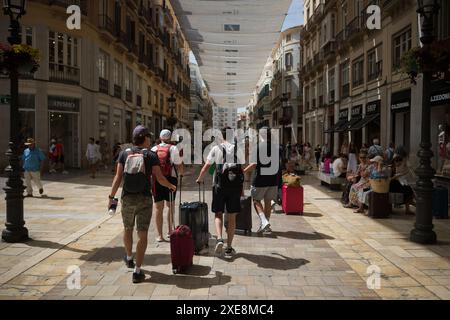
[215,145,244,188]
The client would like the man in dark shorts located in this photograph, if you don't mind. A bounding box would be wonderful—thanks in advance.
[196,127,244,259]
[151,129,184,242]
[109,125,176,284]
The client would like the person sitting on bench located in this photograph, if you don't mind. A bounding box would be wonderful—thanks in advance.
[389,153,416,215]
[332,154,348,178]
[344,151,371,213]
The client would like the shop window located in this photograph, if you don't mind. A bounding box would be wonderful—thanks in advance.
[368,46,382,81]
[393,27,412,69]
[352,56,364,87]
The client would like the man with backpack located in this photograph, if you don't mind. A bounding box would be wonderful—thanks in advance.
[196,127,244,259]
[109,125,177,284]
[151,129,184,242]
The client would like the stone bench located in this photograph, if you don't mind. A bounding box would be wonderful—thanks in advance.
[318,172,346,190]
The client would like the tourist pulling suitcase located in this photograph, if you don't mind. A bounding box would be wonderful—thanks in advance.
[179,178,209,254]
[225,195,252,235]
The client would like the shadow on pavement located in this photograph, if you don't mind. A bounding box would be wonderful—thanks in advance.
[302,212,323,218]
[28,195,65,201]
[219,252,310,270]
[262,231,334,241]
[144,270,230,289]
[25,239,91,253]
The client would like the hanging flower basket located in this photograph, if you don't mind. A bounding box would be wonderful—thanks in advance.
[401,40,450,84]
[0,43,40,75]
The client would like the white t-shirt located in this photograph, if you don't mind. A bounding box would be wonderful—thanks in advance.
[86,143,97,160]
[332,158,346,177]
[151,143,182,177]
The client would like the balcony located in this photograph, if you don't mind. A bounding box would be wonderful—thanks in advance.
[114,85,122,99]
[345,16,364,41]
[322,40,336,60]
[98,15,115,41]
[312,3,324,24]
[99,77,109,94]
[126,90,132,102]
[49,63,80,85]
[335,30,349,52]
[329,90,335,104]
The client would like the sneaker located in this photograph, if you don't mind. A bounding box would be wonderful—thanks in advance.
[215,239,224,255]
[224,247,236,259]
[156,236,164,243]
[132,271,145,284]
[257,221,271,233]
[263,226,273,234]
[123,256,135,269]
[39,188,44,195]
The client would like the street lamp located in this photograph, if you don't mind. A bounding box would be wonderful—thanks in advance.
[410,0,440,244]
[167,93,177,131]
[2,0,28,243]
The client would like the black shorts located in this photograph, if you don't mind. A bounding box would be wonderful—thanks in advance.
[212,186,241,214]
[153,176,177,203]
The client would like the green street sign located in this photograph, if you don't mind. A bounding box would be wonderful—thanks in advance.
[0,95,11,105]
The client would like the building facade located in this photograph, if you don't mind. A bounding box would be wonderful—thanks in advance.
[0,0,191,169]
[271,26,302,145]
[300,0,450,169]
[212,106,238,130]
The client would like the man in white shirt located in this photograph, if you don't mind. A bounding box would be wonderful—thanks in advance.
[86,138,98,179]
[151,129,184,242]
[196,127,245,259]
[332,154,348,178]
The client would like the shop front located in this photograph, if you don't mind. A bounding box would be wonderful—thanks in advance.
[350,100,381,147]
[430,81,450,173]
[348,105,363,148]
[324,109,348,155]
[391,89,411,153]
[48,96,80,168]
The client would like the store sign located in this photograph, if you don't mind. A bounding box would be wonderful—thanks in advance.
[48,96,80,112]
[430,90,450,106]
[366,100,381,114]
[391,90,411,111]
[351,105,362,118]
[339,109,349,120]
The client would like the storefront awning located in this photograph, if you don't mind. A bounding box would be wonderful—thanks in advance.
[324,119,348,133]
[349,113,380,131]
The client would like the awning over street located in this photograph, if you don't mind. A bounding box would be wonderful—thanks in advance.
[324,119,348,133]
[171,0,292,108]
[349,113,380,131]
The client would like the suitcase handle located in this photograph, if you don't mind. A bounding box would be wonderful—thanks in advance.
[198,182,205,203]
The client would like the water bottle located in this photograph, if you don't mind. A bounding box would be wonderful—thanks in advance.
[108,198,119,215]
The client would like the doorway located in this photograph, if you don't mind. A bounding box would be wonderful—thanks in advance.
[49,112,79,168]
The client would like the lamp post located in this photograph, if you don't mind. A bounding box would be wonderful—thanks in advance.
[410,0,440,244]
[167,93,177,131]
[2,0,28,243]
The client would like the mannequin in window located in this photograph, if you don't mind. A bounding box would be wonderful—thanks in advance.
[438,124,446,174]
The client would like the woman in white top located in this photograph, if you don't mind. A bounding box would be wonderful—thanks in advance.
[389,154,416,215]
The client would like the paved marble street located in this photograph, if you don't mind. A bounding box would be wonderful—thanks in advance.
[0,168,449,300]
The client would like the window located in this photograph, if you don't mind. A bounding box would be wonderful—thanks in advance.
[318,77,324,107]
[331,14,336,38]
[342,3,348,27]
[328,68,335,103]
[22,26,33,45]
[285,53,293,71]
[125,68,133,91]
[49,31,79,67]
[393,27,412,69]
[154,90,159,107]
[285,79,292,95]
[368,46,382,81]
[286,34,291,43]
[136,76,142,94]
[160,93,164,111]
[352,56,364,87]
[98,50,109,79]
[341,61,350,98]
[147,86,152,105]
[224,24,240,32]
[113,60,122,85]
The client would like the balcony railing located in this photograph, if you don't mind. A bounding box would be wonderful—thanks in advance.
[126,90,132,102]
[49,63,80,85]
[346,16,363,39]
[98,15,114,36]
[114,85,122,98]
[99,77,109,94]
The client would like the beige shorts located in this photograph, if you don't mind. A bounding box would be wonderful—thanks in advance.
[121,194,153,231]
[251,186,278,202]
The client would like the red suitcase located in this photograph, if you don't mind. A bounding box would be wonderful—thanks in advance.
[282,185,304,215]
[170,225,194,274]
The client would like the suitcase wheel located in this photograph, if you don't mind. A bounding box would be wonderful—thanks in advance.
[172,268,178,275]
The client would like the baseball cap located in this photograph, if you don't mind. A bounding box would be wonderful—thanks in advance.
[133,125,150,140]
[160,129,172,141]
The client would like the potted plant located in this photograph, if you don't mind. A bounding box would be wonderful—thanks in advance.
[0,43,40,75]
[401,40,450,84]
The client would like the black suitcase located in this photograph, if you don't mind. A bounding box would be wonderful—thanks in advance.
[368,192,391,219]
[225,196,252,235]
[179,179,209,254]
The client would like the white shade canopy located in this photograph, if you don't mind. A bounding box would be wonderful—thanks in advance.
[171,0,292,108]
